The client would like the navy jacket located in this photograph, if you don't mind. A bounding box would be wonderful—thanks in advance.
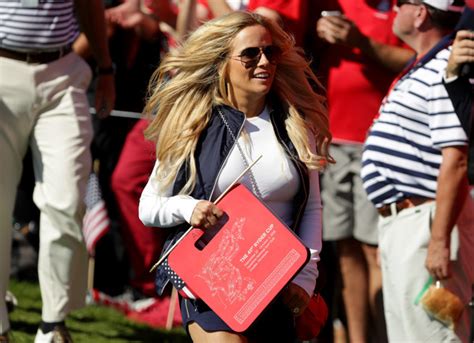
[156,102,310,295]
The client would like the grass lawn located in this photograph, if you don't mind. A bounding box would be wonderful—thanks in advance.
[8,279,191,343]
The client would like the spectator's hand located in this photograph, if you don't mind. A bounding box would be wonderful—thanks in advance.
[106,0,145,29]
[426,236,451,280]
[446,30,474,78]
[281,283,310,317]
[190,201,224,229]
[316,15,364,47]
[95,74,115,118]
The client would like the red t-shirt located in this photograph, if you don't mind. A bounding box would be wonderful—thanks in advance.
[314,0,405,143]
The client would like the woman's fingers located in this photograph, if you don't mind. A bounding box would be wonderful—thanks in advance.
[190,201,223,229]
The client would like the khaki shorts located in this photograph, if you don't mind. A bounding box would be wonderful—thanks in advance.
[321,144,378,245]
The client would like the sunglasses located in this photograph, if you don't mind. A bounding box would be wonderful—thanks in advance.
[396,0,421,7]
[231,45,282,68]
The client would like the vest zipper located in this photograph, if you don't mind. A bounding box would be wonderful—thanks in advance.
[184,298,190,318]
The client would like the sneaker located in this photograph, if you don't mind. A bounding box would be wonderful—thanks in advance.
[0,332,9,342]
[127,296,182,328]
[34,326,73,343]
[5,291,18,313]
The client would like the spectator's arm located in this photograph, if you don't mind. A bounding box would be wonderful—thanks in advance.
[176,0,197,43]
[426,146,469,280]
[74,0,115,117]
[105,0,162,41]
[316,15,414,73]
[252,6,283,27]
[74,0,113,70]
[206,0,233,17]
[132,13,161,40]
[73,21,115,60]
[355,35,414,72]
[72,33,91,59]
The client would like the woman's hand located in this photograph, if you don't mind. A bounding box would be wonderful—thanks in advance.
[281,283,311,317]
[190,201,224,229]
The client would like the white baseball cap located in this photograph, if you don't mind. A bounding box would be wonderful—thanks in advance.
[422,0,464,11]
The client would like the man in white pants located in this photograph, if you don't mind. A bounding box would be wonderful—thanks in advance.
[361,0,474,341]
[0,1,115,341]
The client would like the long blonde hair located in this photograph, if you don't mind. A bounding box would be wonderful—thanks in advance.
[144,11,332,194]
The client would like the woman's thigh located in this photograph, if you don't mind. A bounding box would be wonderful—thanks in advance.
[188,322,247,343]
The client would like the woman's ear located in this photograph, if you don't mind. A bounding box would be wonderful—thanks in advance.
[218,62,229,94]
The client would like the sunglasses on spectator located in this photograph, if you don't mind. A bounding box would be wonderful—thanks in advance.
[231,45,282,68]
[396,0,421,7]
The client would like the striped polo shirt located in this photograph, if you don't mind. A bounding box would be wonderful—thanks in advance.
[361,47,468,208]
[0,0,79,52]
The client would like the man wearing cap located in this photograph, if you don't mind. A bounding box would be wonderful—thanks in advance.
[361,0,474,341]
[0,0,114,342]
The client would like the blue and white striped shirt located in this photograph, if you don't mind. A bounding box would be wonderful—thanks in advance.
[361,47,468,208]
[0,0,79,52]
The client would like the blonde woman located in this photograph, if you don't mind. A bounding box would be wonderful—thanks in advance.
[139,11,331,342]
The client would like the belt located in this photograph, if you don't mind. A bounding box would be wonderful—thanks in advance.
[0,45,72,64]
[377,197,434,217]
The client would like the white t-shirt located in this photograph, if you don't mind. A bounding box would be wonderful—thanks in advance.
[215,108,300,227]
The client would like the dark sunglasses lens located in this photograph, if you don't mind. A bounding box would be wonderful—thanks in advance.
[263,46,281,63]
[238,46,281,68]
[240,47,261,60]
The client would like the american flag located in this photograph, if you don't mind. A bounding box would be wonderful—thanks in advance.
[162,258,197,299]
[83,172,110,256]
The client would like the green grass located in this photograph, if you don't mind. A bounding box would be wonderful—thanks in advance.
[8,279,191,342]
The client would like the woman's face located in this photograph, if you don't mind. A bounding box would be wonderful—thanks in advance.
[226,25,278,105]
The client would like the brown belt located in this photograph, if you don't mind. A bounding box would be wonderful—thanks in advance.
[0,45,72,64]
[377,197,434,217]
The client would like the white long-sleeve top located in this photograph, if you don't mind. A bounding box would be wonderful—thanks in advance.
[139,107,323,296]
